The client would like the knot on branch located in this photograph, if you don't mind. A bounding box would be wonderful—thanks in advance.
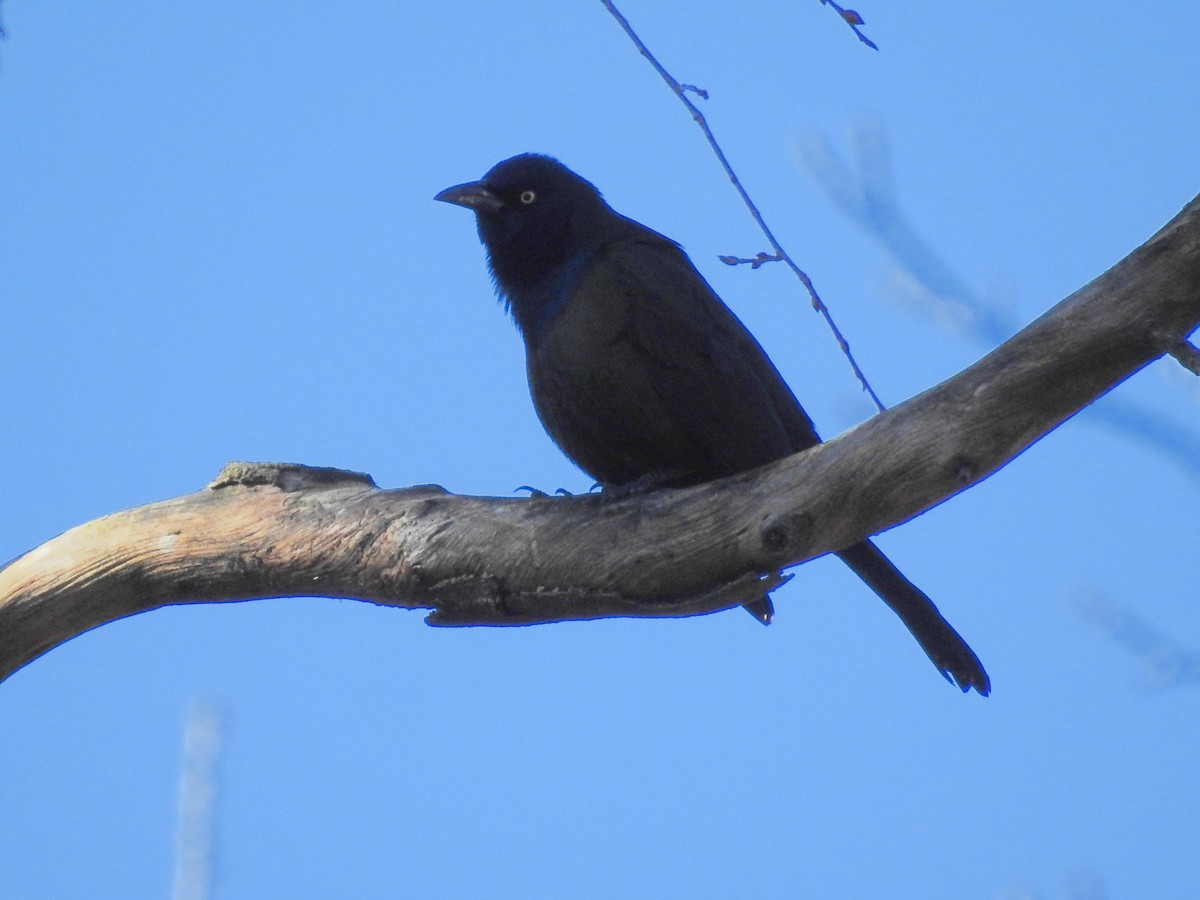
[757,511,813,560]
[948,454,979,487]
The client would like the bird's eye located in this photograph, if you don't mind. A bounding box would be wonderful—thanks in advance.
[519,190,537,205]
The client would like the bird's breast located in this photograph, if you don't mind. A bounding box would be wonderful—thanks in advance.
[521,257,702,486]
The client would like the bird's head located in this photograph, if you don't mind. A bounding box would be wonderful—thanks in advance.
[435,154,611,294]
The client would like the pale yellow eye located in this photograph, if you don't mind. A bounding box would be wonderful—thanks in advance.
[519,190,536,205]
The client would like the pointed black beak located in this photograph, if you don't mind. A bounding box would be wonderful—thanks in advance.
[434,180,505,214]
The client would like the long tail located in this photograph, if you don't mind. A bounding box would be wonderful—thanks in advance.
[836,540,990,695]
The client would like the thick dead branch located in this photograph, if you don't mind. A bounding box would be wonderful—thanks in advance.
[1,194,1198,684]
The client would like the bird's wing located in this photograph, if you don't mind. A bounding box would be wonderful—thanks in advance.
[590,233,822,482]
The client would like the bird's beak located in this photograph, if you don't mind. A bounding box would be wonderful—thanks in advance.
[434,180,505,214]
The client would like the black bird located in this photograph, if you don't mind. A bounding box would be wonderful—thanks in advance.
[436,153,989,695]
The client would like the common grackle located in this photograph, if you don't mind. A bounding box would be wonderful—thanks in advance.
[436,153,989,695]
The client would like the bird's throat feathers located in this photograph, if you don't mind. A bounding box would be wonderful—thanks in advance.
[490,242,597,342]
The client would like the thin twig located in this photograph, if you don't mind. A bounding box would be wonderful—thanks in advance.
[599,0,887,411]
[718,252,784,270]
[819,0,878,50]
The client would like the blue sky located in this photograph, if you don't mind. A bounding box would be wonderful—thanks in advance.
[2,2,1198,898]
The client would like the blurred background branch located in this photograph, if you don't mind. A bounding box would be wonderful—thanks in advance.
[1073,593,1200,691]
[172,703,222,900]
[801,122,1200,481]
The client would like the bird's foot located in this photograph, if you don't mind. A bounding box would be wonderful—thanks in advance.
[515,485,577,498]
[514,485,549,498]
